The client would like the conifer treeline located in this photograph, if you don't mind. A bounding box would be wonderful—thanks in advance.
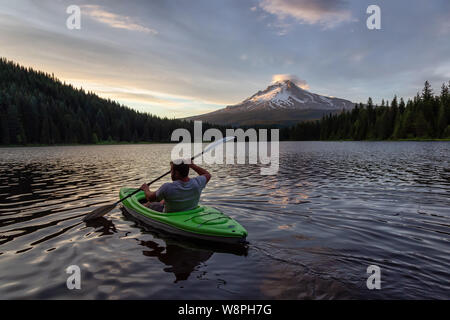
[0,58,226,145]
[281,81,450,140]
[1,58,449,144]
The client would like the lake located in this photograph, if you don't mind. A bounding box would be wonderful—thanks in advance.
[0,142,449,299]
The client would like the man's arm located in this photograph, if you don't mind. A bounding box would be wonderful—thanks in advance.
[140,184,157,202]
[189,163,212,183]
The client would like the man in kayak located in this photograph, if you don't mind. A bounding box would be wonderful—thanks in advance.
[140,160,211,213]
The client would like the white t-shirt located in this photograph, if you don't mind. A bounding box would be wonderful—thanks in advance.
[155,175,207,212]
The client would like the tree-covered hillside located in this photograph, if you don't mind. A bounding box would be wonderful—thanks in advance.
[0,58,224,145]
[281,81,450,140]
[1,58,449,145]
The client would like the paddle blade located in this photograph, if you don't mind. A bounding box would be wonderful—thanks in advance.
[83,203,117,221]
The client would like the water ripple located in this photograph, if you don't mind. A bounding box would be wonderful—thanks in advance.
[0,142,449,299]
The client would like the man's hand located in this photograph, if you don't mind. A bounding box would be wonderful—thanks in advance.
[140,183,157,202]
[188,163,212,183]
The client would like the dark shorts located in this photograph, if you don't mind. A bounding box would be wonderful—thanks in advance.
[148,202,164,212]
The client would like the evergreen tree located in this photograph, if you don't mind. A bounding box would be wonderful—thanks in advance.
[399,97,406,114]
[6,104,26,144]
[437,103,447,137]
[0,112,10,144]
[422,81,433,101]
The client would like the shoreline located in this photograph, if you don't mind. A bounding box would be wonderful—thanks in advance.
[1,138,450,148]
[0,141,174,148]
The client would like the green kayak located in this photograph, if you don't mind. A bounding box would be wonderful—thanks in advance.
[119,188,248,244]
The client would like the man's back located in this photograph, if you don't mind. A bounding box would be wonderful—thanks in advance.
[156,175,207,212]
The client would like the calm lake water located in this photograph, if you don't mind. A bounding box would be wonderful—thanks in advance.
[0,142,449,299]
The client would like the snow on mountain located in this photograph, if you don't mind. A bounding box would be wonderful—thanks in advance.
[227,79,354,112]
[184,80,355,126]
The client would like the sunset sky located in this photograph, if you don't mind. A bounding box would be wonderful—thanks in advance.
[1,0,449,118]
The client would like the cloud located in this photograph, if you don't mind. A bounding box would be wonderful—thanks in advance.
[350,52,366,63]
[66,80,225,117]
[440,19,450,35]
[259,0,353,29]
[271,74,310,89]
[82,5,158,34]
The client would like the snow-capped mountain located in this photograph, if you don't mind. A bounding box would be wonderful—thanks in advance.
[229,79,353,112]
[185,80,354,126]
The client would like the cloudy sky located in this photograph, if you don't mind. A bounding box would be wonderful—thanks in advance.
[1,0,449,117]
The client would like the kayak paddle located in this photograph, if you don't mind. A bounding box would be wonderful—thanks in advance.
[83,136,235,221]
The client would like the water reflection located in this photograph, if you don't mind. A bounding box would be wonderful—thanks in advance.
[137,239,213,283]
[0,143,449,299]
[84,217,117,236]
[121,207,248,283]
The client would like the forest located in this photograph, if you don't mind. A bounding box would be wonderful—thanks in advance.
[280,81,450,140]
[1,58,449,145]
[0,58,226,145]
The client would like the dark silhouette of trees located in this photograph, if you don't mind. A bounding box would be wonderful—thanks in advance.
[281,81,450,140]
[1,58,448,144]
[0,58,226,145]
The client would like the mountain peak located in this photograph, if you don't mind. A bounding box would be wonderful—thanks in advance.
[184,80,354,126]
[272,79,297,86]
[268,79,301,92]
[242,79,314,108]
